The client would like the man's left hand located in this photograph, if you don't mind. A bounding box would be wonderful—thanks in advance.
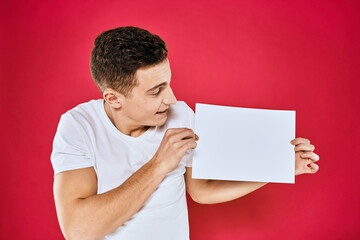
[290,137,320,176]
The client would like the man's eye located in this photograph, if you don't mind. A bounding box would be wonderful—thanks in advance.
[152,89,161,96]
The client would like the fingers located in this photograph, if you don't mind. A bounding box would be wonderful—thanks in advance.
[296,160,319,175]
[307,162,319,174]
[177,137,197,151]
[294,143,315,152]
[301,152,320,162]
[166,128,199,143]
[290,137,310,146]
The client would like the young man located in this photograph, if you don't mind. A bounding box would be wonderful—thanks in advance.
[51,26,320,240]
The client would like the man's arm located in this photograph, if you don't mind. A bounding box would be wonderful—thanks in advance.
[185,138,320,204]
[54,159,167,240]
[53,128,198,240]
[185,167,268,204]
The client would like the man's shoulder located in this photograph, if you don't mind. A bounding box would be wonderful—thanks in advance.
[165,100,194,128]
[171,100,193,114]
[61,99,102,119]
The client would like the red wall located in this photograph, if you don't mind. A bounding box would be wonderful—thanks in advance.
[1,0,359,239]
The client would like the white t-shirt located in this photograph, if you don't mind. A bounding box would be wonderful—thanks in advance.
[50,99,195,240]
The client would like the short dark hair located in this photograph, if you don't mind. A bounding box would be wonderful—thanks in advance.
[90,26,168,97]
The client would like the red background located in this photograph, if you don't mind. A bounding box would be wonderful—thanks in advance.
[1,0,359,239]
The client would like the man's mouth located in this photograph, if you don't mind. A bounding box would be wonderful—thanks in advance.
[157,109,168,114]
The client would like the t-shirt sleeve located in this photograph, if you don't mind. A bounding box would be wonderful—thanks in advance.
[183,103,196,167]
[50,114,94,177]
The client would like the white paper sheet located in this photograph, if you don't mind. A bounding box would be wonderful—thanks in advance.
[192,103,296,184]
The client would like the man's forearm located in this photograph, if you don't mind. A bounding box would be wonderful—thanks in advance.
[69,159,167,240]
[200,180,269,204]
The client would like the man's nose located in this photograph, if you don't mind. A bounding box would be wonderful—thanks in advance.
[164,87,177,105]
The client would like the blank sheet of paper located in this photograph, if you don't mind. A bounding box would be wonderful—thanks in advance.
[192,103,296,184]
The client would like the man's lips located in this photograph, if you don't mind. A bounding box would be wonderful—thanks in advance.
[157,108,168,113]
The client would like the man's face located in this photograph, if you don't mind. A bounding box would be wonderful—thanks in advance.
[121,58,177,127]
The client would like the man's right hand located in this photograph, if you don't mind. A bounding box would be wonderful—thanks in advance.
[53,128,199,239]
[151,128,199,174]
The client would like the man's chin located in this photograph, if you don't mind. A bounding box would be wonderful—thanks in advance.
[155,116,168,127]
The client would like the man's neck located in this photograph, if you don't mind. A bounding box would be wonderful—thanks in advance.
[103,101,150,138]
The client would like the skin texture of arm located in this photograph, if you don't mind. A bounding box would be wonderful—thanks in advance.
[53,159,167,240]
[185,167,268,204]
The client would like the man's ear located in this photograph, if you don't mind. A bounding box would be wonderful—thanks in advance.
[103,88,124,109]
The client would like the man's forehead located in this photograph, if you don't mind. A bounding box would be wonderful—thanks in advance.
[137,59,169,75]
[135,60,171,91]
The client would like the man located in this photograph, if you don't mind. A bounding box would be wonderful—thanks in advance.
[51,26,320,240]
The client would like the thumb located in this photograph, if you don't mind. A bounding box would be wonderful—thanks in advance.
[307,162,319,174]
[195,134,199,140]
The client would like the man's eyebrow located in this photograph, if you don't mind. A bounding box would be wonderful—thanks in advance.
[146,71,172,92]
[146,82,168,92]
